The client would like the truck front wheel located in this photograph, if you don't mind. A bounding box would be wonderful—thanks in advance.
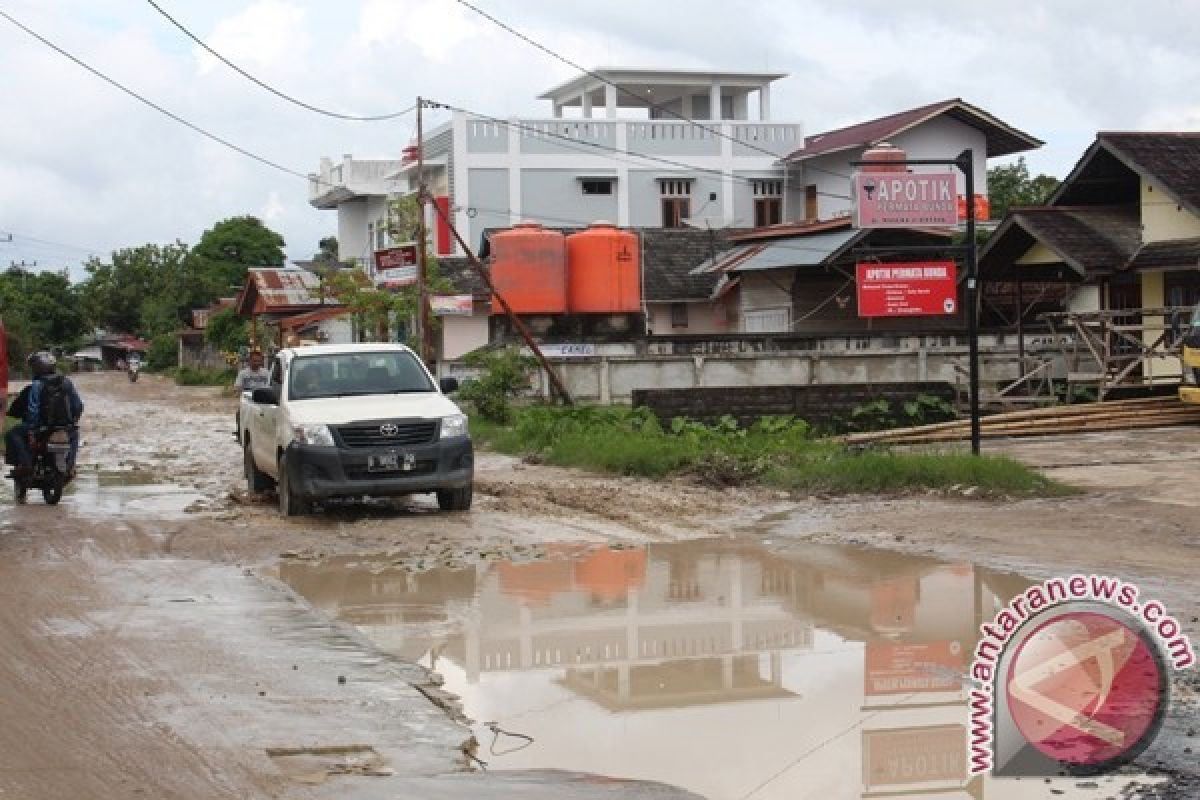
[277,453,312,517]
[436,482,473,512]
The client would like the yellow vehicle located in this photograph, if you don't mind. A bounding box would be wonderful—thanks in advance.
[1181,305,1200,404]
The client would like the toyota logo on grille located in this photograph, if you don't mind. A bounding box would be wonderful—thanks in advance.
[379,423,400,437]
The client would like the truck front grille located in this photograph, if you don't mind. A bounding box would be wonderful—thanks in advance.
[336,420,438,448]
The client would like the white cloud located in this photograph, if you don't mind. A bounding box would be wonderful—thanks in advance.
[196,1,308,76]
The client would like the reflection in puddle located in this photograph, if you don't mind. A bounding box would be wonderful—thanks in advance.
[279,540,1139,800]
[40,470,203,517]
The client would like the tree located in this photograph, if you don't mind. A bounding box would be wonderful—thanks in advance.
[327,258,454,345]
[188,216,286,294]
[0,268,86,351]
[78,242,193,336]
[205,306,249,354]
[987,157,1060,219]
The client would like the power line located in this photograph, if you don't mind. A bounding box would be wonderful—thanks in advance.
[428,99,852,201]
[2,231,103,255]
[452,0,854,185]
[0,8,310,182]
[143,0,415,122]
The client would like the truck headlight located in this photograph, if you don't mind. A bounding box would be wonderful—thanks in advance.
[440,414,468,439]
[292,424,335,447]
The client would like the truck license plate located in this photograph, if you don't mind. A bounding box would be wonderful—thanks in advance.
[368,452,415,472]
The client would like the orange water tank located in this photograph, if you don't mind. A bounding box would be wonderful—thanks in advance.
[490,222,567,314]
[566,222,641,313]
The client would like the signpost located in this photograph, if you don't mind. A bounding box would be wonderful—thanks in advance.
[375,264,417,289]
[851,150,982,455]
[857,261,958,317]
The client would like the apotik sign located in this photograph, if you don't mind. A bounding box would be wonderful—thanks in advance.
[857,261,958,317]
[854,172,957,228]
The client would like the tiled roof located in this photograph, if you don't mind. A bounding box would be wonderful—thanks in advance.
[979,206,1141,280]
[788,98,1042,162]
[437,256,488,298]
[1097,132,1200,216]
[1126,237,1200,270]
[640,228,741,302]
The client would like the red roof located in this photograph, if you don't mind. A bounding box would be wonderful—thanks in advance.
[729,216,854,243]
[788,98,1042,162]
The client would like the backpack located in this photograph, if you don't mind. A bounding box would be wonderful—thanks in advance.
[39,375,75,428]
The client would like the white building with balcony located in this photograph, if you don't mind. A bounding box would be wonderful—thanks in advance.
[309,68,805,265]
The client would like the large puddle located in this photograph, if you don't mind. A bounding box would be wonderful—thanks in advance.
[0,468,204,518]
[279,538,1149,800]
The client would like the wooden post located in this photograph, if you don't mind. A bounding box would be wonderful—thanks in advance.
[1016,278,1025,393]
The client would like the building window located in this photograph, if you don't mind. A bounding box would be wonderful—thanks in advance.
[376,219,388,249]
[752,180,783,228]
[670,302,689,328]
[581,179,614,195]
[660,179,692,228]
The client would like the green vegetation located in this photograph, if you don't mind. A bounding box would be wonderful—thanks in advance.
[836,393,957,433]
[987,156,1060,219]
[470,405,1065,496]
[456,348,538,423]
[173,366,236,386]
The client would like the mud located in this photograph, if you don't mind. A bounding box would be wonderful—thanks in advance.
[0,373,1195,798]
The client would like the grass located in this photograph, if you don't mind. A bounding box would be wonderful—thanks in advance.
[469,405,1068,497]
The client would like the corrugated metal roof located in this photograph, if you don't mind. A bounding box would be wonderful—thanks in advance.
[250,269,322,310]
[692,228,861,274]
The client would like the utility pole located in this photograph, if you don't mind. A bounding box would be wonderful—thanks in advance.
[415,96,432,363]
[959,148,982,456]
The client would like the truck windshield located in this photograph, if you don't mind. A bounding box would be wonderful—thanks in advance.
[289,352,434,400]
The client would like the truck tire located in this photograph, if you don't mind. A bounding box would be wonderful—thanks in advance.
[277,453,312,517]
[244,438,273,492]
[436,482,473,512]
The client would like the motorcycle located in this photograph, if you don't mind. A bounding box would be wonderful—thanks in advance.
[127,360,140,383]
[11,427,73,505]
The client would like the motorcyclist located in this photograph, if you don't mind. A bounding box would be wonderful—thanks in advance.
[5,352,84,481]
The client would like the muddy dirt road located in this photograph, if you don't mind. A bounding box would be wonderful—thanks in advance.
[0,373,1195,799]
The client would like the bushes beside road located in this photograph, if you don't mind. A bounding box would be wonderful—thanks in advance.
[470,405,1065,496]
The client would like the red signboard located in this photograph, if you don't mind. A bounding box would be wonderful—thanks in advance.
[957,193,990,221]
[854,172,957,228]
[857,261,958,317]
[375,243,418,270]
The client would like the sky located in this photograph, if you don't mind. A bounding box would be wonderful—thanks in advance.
[1,0,1198,276]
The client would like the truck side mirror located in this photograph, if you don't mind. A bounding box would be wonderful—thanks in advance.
[439,377,460,394]
[251,387,279,405]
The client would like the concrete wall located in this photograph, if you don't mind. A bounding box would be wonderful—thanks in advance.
[441,307,490,359]
[530,348,1021,405]
[466,168,511,251]
[521,170,618,227]
[1141,178,1200,242]
[337,199,370,267]
[737,271,793,331]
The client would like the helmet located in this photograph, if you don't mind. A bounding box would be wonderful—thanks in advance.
[27,351,56,377]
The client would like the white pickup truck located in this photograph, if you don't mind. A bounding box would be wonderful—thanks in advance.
[239,343,473,516]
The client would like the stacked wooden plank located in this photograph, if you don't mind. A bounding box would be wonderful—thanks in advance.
[845,396,1200,446]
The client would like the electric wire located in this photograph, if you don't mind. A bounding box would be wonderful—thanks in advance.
[452,0,855,185]
[143,0,416,122]
[0,8,311,181]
